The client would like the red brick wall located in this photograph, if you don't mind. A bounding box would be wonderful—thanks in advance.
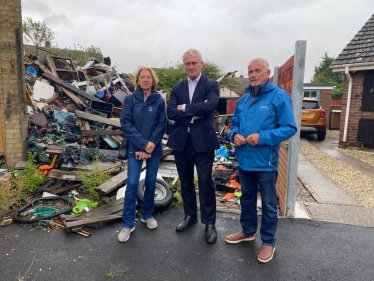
[276,143,288,215]
[339,71,374,148]
[274,55,294,215]
[278,55,294,97]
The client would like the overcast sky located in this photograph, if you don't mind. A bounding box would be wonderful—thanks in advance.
[22,0,374,82]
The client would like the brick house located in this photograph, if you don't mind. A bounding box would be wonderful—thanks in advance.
[331,14,374,148]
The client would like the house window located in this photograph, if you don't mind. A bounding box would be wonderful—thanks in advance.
[303,90,320,100]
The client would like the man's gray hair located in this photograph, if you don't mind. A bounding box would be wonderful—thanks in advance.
[250,58,270,71]
[183,49,203,61]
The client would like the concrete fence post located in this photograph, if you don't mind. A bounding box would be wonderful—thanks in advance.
[273,67,279,85]
[285,40,307,217]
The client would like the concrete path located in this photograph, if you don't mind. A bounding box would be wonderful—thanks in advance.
[0,207,373,281]
[297,139,374,227]
[298,154,359,206]
[311,139,374,179]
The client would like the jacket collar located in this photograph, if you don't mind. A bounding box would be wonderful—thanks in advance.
[246,78,272,96]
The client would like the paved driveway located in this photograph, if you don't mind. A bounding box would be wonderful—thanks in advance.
[0,207,373,281]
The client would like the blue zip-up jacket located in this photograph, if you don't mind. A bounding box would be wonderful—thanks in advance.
[120,89,167,158]
[229,79,297,171]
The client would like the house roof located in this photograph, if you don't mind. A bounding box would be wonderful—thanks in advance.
[331,14,374,71]
[233,76,250,89]
[304,83,335,89]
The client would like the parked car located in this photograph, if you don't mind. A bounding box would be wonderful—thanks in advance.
[300,98,326,140]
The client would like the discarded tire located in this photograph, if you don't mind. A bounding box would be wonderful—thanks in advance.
[137,178,173,212]
[13,196,73,224]
[42,105,61,119]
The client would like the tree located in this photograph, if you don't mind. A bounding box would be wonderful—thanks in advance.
[156,61,243,100]
[22,17,55,54]
[49,44,104,66]
[311,53,344,100]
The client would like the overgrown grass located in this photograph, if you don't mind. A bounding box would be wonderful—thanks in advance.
[0,153,45,211]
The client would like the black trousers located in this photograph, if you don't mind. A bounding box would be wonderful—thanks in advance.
[174,134,216,224]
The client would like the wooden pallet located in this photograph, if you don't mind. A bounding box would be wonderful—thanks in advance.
[60,198,124,232]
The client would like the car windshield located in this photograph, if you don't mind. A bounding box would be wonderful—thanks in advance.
[302,100,320,110]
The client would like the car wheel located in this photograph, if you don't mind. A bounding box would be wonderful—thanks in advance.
[137,178,173,212]
[317,132,326,141]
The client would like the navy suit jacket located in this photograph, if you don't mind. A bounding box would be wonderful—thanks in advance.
[167,74,220,153]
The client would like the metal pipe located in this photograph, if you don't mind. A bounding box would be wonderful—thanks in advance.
[343,66,353,147]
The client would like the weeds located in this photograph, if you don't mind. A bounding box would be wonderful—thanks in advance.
[78,157,110,202]
[0,153,44,211]
[105,266,126,279]
[22,152,46,194]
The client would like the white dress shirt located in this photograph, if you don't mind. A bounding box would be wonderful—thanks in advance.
[183,74,201,132]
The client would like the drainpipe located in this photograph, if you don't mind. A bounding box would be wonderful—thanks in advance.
[343,66,353,149]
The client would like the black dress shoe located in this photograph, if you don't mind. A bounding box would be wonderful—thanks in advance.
[176,215,198,232]
[205,224,217,244]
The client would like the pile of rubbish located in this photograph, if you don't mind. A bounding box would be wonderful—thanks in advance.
[24,52,136,166]
[0,50,175,236]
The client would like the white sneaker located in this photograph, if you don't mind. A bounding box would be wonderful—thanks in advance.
[141,217,158,229]
[118,227,135,242]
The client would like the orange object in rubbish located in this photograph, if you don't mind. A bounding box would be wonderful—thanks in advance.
[37,165,52,175]
[221,175,241,202]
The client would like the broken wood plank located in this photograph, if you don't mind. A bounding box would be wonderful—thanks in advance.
[47,169,82,181]
[42,71,103,102]
[65,214,122,232]
[94,170,127,195]
[45,145,65,154]
[75,110,121,127]
[80,129,123,137]
[60,161,122,172]
[82,120,94,142]
[25,84,37,112]
[95,162,145,195]
[50,182,81,195]
[61,198,124,222]
[34,59,86,108]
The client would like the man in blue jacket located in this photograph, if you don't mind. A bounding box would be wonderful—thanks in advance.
[225,58,297,263]
[167,49,220,244]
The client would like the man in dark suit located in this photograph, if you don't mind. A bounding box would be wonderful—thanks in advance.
[167,49,220,244]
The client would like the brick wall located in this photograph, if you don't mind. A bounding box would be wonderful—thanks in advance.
[319,89,332,127]
[276,143,288,215]
[274,55,294,216]
[0,0,27,166]
[278,55,294,96]
[339,71,374,148]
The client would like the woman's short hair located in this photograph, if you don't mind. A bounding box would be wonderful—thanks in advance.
[134,66,158,91]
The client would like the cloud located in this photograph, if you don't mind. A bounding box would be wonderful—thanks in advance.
[21,0,374,81]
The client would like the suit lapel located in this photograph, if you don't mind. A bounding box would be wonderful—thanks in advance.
[181,79,190,104]
[191,75,207,103]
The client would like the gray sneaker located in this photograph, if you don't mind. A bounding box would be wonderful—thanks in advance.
[118,227,135,242]
[141,217,158,229]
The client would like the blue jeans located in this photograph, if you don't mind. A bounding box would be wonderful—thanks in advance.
[122,156,161,229]
[238,168,278,246]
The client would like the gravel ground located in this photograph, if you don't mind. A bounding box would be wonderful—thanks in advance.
[337,147,374,167]
[325,130,374,167]
[299,138,374,208]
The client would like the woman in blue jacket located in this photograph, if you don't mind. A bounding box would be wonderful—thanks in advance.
[118,66,166,242]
